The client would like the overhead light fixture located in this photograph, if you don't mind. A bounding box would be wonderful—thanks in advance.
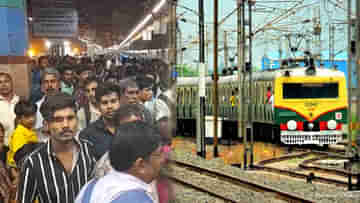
[119,0,167,48]
[152,0,166,13]
[119,14,152,47]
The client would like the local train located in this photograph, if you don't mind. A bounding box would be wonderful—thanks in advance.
[176,63,348,145]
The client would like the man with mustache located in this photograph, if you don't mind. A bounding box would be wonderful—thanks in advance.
[17,92,96,203]
[60,65,75,96]
[79,82,121,160]
[75,122,165,203]
[74,66,94,109]
[34,68,61,130]
[118,78,139,105]
[118,78,154,124]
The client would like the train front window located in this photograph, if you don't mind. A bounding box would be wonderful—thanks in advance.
[283,83,338,99]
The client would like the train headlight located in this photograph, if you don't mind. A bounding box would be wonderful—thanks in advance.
[327,120,337,130]
[287,120,297,131]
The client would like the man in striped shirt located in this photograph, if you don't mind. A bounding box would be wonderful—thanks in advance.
[17,93,96,203]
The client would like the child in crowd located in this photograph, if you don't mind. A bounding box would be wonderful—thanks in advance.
[7,100,38,186]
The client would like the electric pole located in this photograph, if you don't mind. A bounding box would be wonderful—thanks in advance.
[356,0,360,154]
[347,0,353,156]
[238,0,247,169]
[213,0,219,158]
[224,31,229,70]
[198,0,206,158]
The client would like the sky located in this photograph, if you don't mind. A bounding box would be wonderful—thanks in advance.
[177,0,352,72]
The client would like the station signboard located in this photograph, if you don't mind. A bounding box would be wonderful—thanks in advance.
[31,0,78,38]
[32,7,78,38]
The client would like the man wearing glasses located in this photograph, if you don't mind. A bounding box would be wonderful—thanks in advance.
[75,121,165,203]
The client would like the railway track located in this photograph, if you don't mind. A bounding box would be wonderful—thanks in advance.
[254,150,360,188]
[169,160,315,203]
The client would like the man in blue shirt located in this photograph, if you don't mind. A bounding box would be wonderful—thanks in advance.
[75,121,165,203]
[30,56,49,104]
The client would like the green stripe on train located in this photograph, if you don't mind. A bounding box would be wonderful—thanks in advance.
[274,108,347,124]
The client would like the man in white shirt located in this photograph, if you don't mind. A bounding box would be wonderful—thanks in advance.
[75,121,165,203]
[34,68,61,130]
[0,69,19,146]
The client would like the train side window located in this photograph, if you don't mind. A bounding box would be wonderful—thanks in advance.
[262,83,266,104]
[206,87,210,104]
[244,83,248,98]
[188,88,191,104]
[193,88,197,104]
[177,88,181,104]
[253,83,255,103]
[208,86,213,104]
[188,88,192,104]
[221,86,225,104]
[184,88,188,104]
[226,86,229,104]
[176,88,180,104]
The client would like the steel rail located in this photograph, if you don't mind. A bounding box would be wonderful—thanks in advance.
[168,176,237,203]
[170,160,315,203]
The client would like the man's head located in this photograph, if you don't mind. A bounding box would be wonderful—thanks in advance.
[40,68,60,96]
[95,82,121,120]
[65,56,75,65]
[77,65,93,83]
[0,72,13,97]
[61,66,74,84]
[155,117,173,145]
[113,104,143,125]
[84,77,99,105]
[14,100,37,129]
[118,78,139,105]
[110,121,164,183]
[136,76,154,103]
[38,56,49,69]
[40,92,78,143]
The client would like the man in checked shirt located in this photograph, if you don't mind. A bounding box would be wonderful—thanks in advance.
[17,92,96,203]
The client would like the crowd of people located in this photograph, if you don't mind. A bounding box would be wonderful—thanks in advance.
[0,54,176,203]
